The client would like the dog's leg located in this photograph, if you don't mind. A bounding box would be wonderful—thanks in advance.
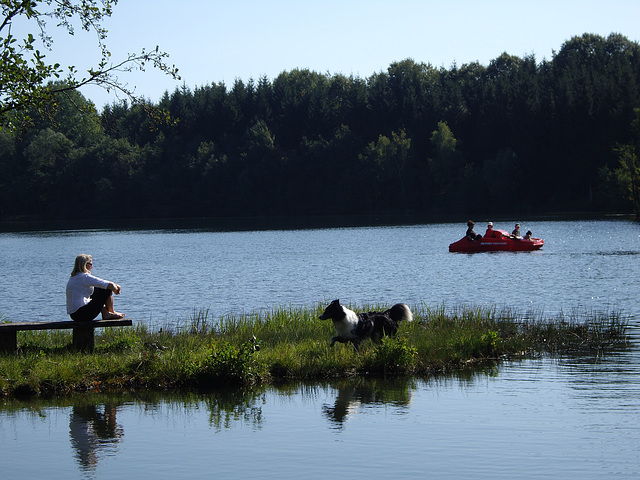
[330,336,348,347]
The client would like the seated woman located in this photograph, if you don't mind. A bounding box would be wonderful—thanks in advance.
[466,220,482,241]
[66,254,125,321]
[524,230,533,240]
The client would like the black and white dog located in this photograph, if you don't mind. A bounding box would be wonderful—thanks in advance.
[319,299,413,350]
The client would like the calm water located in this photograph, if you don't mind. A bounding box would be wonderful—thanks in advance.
[1,219,639,479]
[2,354,640,480]
[1,219,639,325]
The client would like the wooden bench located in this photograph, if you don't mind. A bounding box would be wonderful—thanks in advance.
[0,319,133,352]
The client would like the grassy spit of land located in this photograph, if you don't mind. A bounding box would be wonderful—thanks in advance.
[0,303,630,398]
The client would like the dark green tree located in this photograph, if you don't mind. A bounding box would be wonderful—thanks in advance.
[612,108,640,218]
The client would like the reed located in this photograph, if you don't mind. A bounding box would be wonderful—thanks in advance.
[0,303,629,398]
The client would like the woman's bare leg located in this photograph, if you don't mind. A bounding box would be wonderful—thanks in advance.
[101,294,125,319]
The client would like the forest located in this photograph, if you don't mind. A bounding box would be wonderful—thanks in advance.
[1,32,639,222]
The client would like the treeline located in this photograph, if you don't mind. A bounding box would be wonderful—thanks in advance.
[1,32,639,221]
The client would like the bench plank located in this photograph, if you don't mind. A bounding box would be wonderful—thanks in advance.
[0,319,132,331]
[0,319,132,352]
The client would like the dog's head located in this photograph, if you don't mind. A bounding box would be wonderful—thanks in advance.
[319,299,344,321]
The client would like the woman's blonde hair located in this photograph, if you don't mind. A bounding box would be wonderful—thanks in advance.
[71,254,92,276]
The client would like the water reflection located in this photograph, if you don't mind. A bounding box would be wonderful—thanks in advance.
[69,404,123,472]
[203,388,265,431]
[2,357,640,480]
[322,378,415,428]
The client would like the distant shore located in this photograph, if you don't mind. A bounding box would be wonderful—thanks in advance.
[1,212,636,234]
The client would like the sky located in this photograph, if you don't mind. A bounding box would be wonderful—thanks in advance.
[38,0,640,109]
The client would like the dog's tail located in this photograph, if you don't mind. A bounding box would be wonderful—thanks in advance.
[386,303,413,323]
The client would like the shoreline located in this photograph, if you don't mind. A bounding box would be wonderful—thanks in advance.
[0,304,630,399]
[1,212,637,234]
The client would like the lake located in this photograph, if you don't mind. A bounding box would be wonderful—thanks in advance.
[1,218,639,479]
[1,217,639,325]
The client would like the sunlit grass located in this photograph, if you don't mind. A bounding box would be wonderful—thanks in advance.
[0,303,629,398]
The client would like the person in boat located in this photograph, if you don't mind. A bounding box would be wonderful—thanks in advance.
[466,220,482,241]
[485,222,494,237]
[510,223,522,239]
[524,230,533,240]
[484,222,503,238]
[66,254,125,321]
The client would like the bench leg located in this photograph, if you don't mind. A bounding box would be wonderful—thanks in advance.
[0,331,17,352]
[73,327,95,351]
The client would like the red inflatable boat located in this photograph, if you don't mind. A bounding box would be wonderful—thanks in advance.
[449,229,544,253]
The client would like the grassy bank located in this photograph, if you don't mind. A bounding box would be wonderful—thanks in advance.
[0,303,630,398]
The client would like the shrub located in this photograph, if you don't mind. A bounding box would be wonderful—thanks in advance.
[361,336,417,375]
[195,337,261,387]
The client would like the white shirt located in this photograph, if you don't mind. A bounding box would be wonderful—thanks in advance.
[66,272,110,314]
